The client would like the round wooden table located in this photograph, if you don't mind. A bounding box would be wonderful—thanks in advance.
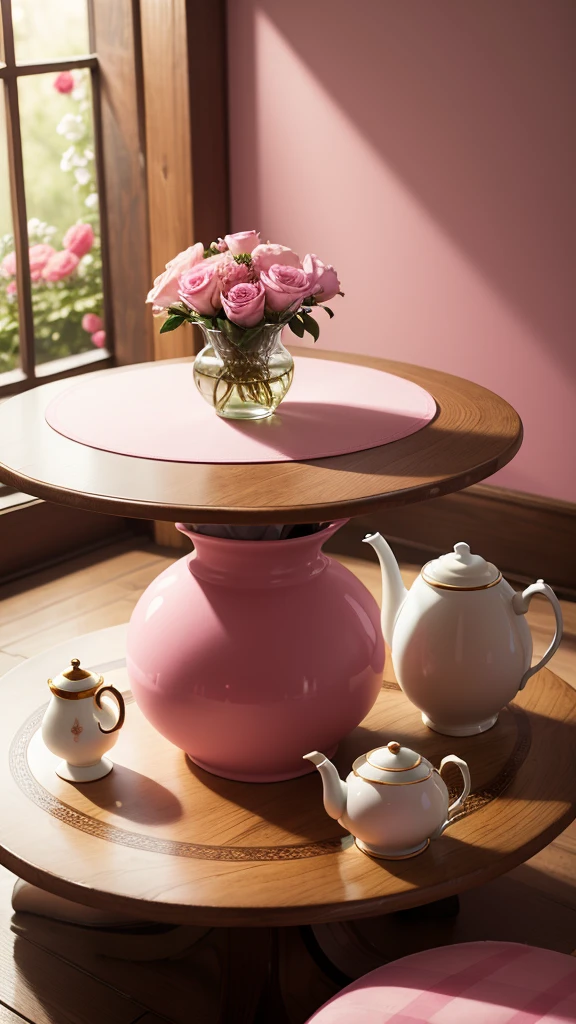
[3,624,576,926]
[0,350,522,522]
[1,625,576,1021]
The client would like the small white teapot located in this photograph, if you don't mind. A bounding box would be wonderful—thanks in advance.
[364,535,563,736]
[304,741,470,860]
[42,658,126,782]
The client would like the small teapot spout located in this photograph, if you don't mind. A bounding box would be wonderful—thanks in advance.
[362,533,408,647]
[303,751,348,822]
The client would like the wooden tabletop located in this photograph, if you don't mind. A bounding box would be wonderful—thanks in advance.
[0,624,574,928]
[0,349,522,524]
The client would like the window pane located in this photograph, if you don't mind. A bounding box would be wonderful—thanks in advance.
[0,86,20,377]
[13,0,90,64]
[18,69,106,366]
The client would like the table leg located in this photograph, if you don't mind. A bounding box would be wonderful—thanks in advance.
[310,896,462,981]
[218,927,291,1024]
[393,894,461,922]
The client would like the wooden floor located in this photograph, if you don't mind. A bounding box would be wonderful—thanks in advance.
[0,537,575,1023]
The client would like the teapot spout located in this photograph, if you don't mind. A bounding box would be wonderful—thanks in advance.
[303,751,348,821]
[362,533,408,647]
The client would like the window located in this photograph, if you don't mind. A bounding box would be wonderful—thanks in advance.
[0,0,114,395]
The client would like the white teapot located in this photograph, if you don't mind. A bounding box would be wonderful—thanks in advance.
[42,658,126,782]
[364,534,563,736]
[304,741,470,860]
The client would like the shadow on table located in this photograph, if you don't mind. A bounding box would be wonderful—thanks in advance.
[71,763,183,826]
[221,400,517,478]
[223,400,437,458]
[184,753,348,844]
[184,701,576,842]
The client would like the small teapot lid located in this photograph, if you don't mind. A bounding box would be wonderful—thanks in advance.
[422,542,501,589]
[48,658,103,695]
[353,741,433,785]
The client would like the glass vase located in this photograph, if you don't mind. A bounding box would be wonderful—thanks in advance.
[193,324,294,420]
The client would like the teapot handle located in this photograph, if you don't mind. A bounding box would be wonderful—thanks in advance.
[435,755,471,837]
[512,580,563,690]
[95,686,126,734]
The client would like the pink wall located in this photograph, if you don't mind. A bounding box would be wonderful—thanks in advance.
[227,0,576,502]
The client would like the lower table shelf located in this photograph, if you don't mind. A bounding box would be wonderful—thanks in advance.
[0,624,575,930]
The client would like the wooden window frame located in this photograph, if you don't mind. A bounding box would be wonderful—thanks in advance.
[0,0,155,399]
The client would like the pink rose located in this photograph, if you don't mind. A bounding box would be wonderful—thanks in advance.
[251,243,301,274]
[91,330,106,348]
[220,259,255,292]
[42,250,79,281]
[1,251,16,278]
[179,262,222,316]
[54,71,74,94]
[63,223,94,258]
[213,237,228,252]
[6,281,16,297]
[146,242,204,308]
[224,230,260,256]
[261,263,313,313]
[82,313,103,333]
[303,253,341,302]
[222,281,265,327]
[29,244,56,281]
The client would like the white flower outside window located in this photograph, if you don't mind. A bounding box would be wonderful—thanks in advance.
[56,113,85,142]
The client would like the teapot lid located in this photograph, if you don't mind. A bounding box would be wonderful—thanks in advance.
[48,658,103,695]
[353,741,433,785]
[422,542,501,589]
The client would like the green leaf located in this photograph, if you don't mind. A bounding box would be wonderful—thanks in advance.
[160,314,185,334]
[238,326,263,348]
[300,311,320,342]
[188,312,215,327]
[216,317,233,339]
[319,305,334,318]
[288,314,305,339]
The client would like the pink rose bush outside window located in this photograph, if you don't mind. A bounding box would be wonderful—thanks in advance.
[146,231,343,420]
[0,69,105,374]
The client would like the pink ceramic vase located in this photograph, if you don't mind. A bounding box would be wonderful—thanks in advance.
[126,520,385,782]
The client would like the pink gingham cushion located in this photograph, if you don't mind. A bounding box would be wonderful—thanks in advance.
[307,941,576,1023]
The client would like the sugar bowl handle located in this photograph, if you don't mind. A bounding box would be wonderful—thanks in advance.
[436,755,471,837]
[95,686,126,734]
[512,580,563,690]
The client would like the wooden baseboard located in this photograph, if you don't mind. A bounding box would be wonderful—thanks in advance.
[327,485,576,599]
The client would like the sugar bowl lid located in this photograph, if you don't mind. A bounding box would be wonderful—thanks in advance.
[48,658,103,695]
[422,542,501,589]
[353,741,433,784]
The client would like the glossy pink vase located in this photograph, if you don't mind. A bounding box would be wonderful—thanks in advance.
[126,520,384,782]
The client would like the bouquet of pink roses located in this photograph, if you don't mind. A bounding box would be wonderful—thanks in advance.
[146,229,342,346]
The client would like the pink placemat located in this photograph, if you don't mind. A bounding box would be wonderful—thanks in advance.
[45,357,436,464]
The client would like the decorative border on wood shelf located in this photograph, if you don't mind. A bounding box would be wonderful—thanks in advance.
[9,685,531,863]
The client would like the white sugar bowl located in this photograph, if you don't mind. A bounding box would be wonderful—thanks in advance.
[42,658,126,782]
[304,740,471,860]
